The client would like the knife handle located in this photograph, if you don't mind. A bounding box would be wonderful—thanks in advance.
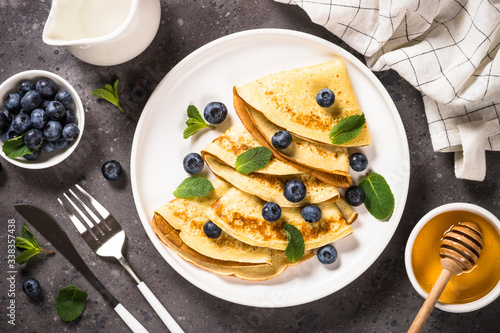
[137,282,185,333]
[114,303,149,333]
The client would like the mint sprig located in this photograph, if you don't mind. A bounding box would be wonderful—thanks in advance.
[15,222,55,264]
[56,285,88,322]
[234,146,272,175]
[329,114,366,145]
[2,134,35,159]
[91,76,134,120]
[284,223,305,262]
[173,176,215,198]
[183,105,215,139]
[359,172,395,221]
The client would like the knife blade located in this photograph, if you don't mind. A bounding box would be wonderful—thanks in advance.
[14,203,149,333]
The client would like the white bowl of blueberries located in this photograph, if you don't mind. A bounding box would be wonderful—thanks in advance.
[0,70,84,169]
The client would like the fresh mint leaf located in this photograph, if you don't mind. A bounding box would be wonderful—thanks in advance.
[56,285,88,322]
[183,105,214,139]
[173,176,215,198]
[2,135,34,159]
[329,114,366,145]
[92,77,134,120]
[284,223,305,262]
[234,146,272,175]
[359,172,395,221]
[15,222,54,264]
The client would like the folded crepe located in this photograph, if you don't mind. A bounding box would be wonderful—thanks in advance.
[235,59,371,148]
[234,88,352,188]
[155,179,272,264]
[152,212,314,281]
[152,178,315,280]
[206,187,353,250]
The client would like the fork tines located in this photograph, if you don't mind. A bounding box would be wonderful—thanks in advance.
[58,184,112,240]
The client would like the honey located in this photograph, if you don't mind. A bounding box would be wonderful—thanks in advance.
[411,210,500,304]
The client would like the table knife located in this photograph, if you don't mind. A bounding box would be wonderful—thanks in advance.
[14,203,149,333]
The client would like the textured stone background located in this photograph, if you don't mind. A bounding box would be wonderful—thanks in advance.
[0,1,499,332]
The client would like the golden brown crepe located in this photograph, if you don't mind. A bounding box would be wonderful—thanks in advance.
[235,58,371,147]
[206,187,353,250]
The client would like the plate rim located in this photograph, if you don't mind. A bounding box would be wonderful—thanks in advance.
[130,28,410,307]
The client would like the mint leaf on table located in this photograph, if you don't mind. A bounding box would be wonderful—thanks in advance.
[359,172,395,221]
[2,135,34,159]
[329,114,366,145]
[56,285,88,322]
[173,176,215,198]
[284,223,305,262]
[92,76,134,121]
[234,146,273,175]
[183,105,215,139]
[15,222,54,264]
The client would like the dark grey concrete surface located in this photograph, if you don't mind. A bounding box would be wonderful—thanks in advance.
[1,1,499,332]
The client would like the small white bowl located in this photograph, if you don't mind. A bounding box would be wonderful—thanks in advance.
[0,70,85,169]
[405,203,500,313]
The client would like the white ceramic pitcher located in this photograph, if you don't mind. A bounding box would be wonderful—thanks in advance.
[43,0,161,66]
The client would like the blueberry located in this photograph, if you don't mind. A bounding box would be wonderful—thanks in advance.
[0,112,8,131]
[301,204,322,223]
[24,129,44,150]
[18,80,35,96]
[349,153,368,172]
[62,109,77,125]
[20,89,42,112]
[317,244,338,264]
[271,130,292,149]
[30,108,48,130]
[43,120,63,141]
[42,140,55,153]
[35,78,58,99]
[130,77,150,98]
[102,160,122,181]
[3,110,14,122]
[1,124,19,142]
[183,153,204,174]
[11,113,31,134]
[54,138,69,149]
[45,100,65,121]
[203,220,222,239]
[4,93,21,113]
[262,202,282,222]
[62,123,79,141]
[23,148,41,160]
[55,90,74,108]
[316,88,335,107]
[22,277,41,297]
[203,102,227,125]
[283,179,307,203]
[345,186,365,206]
[39,99,51,109]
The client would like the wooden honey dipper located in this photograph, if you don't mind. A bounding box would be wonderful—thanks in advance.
[408,221,483,333]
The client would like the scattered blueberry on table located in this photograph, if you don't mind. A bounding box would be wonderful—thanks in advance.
[102,160,122,181]
[22,277,41,297]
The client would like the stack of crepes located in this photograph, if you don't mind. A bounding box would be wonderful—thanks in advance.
[153,58,371,280]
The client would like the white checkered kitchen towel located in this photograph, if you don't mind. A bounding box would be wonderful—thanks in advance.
[276,0,500,181]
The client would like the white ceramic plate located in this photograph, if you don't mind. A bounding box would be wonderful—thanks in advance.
[131,29,410,308]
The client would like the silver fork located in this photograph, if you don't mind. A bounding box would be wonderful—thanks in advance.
[58,184,184,333]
